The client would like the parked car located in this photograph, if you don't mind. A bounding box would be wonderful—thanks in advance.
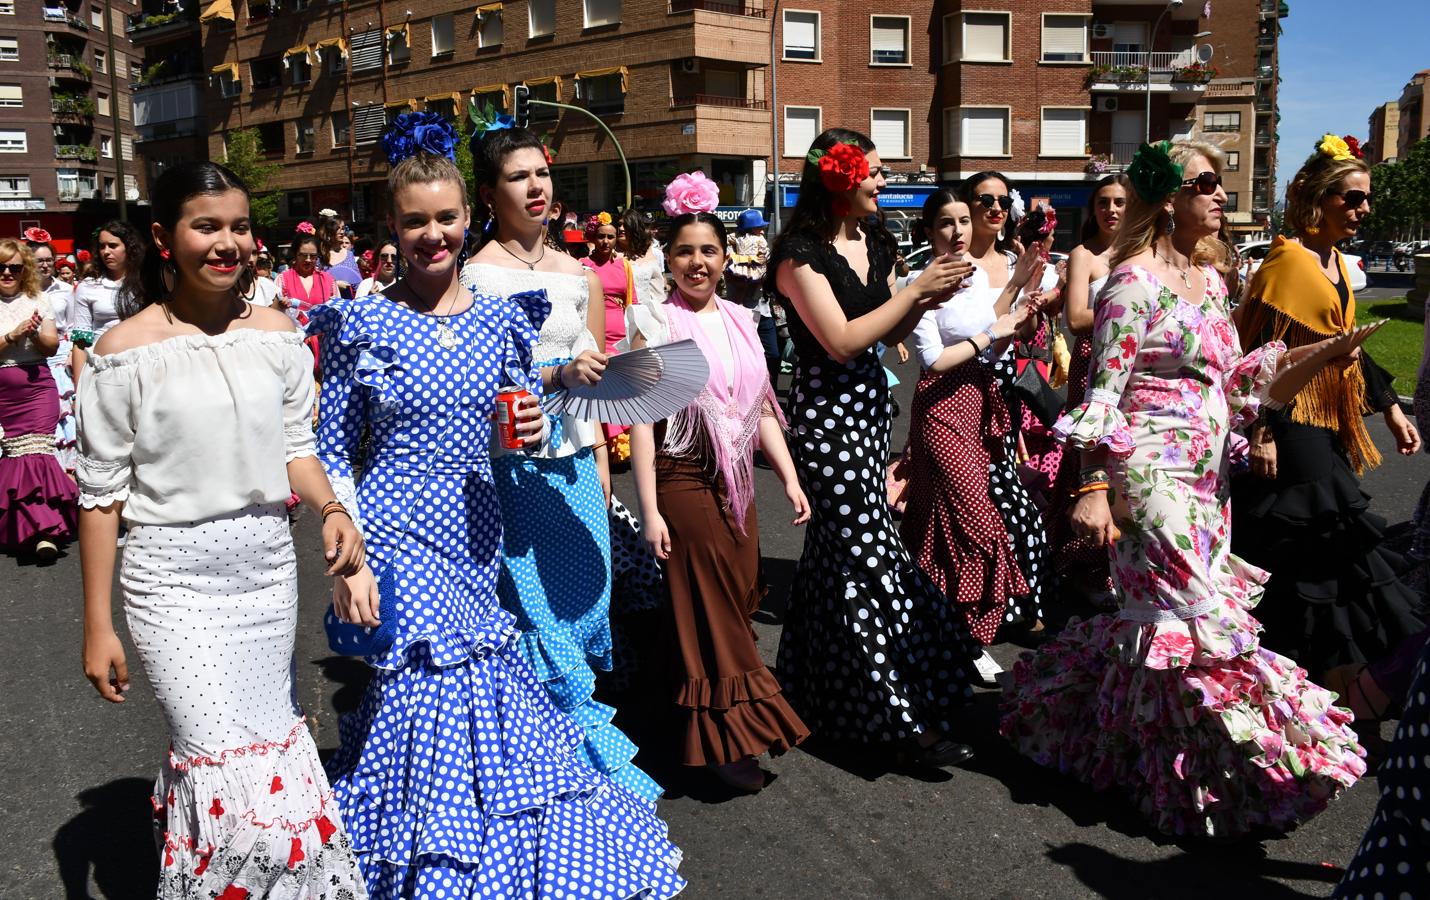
[1237,240,1366,291]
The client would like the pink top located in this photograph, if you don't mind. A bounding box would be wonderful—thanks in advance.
[280,268,334,324]
[581,255,629,352]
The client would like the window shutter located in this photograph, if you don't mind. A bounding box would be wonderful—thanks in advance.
[784,108,819,157]
[961,109,1006,156]
[528,0,554,36]
[784,12,817,56]
[871,18,906,63]
[352,105,385,144]
[963,14,1005,61]
[584,0,620,28]
[871,110,908,158]
[0,84,20,105]
[1040,109,1085,155]
[1042,16,1086,59]
[350,30,382,72]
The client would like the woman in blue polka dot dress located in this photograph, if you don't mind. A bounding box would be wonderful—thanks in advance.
[312,121,685,898]
[460,124,661,803]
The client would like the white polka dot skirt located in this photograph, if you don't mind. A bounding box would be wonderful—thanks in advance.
[122,504,365,897]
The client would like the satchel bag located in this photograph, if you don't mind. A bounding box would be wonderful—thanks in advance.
[1011,342,1064,428]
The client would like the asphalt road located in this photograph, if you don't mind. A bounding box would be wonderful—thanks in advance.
[3,365,1427,899]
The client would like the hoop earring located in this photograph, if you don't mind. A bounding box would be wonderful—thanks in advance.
[234,266,256,302]
[1165,217,1176,236]
[160,259,178,296]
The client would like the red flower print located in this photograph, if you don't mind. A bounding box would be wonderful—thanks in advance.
[209,798,224,818]
[269,776,284,794]
[1107,357,1122,371]
[1119,335,1138,357]
[150,796,163,815]
[167,789,175,807]
[194,856,210,877]
[163,847,174,867]
[315,815,337,845]
[217,887,250,900]
[286,837,305,869]
[1145,631,1197,669]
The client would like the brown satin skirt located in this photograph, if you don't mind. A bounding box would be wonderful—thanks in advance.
[656,451,810,767]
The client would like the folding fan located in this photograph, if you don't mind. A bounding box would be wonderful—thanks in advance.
[545,339,711,425]
[1264,320,1386,408]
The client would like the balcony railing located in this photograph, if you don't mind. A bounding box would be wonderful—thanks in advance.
[0,197,46,211]
[55,144,98,161]
[1089,51,1186,73]
[127,9,197,34]
[48,54,93,80]
[1087,142,1140,172]
[57,186,97,202]
[51,95,97,117]
[1255,132,1272,146]
[42,6,88,30]
[669,0,767,16]
[670,94,769,110]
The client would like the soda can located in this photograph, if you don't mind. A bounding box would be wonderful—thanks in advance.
[493,385,532,450]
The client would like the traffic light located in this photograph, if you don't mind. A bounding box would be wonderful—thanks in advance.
[514,84,530,129]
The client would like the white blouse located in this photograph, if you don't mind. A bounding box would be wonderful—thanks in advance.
[0,292,54,367]
[74,329,316,526]
[71,276,126,342]
[910,253,1057,369]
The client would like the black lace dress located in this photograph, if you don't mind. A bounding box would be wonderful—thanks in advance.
[771,228,981,744]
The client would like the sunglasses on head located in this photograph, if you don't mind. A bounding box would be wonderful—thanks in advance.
[0,263,23,275]
[975,194,1014,211]
[1331,189,1373,207]
[1181,172,1223,195]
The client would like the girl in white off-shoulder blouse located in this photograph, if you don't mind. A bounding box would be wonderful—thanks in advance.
[74,162,369,897]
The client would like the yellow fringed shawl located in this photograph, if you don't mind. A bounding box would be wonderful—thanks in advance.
[1239,235,1380,473]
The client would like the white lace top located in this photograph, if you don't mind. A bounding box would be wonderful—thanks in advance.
[74,329,316,525]
[460,262,599,458]
[0,292,54,367]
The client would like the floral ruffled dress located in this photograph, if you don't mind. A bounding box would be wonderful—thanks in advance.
[999,264,1366,837]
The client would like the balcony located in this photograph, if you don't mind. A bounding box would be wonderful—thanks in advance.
[48,54,93,82]
[667,100,770,157]
[55,144,98,162]
[42,6,89,32]
[665,5,771,66]
[57,186,97,203]
[670,0,766,14]
[1255,132,1272,147]
[1087,52,1211,93]
[127,9,200,43]
[50,94,97,118]
[0,197,46,211]
[133,79,204,140]
[670,93,768,111]
[1087,141,1140,173]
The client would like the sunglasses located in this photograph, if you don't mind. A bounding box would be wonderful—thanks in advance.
[1181,172,1223,195]
[0,263,23,275]
[1331,189,1373,207]
[378,252,398,261]
[295,252,319,260]
[975,194,1014,211]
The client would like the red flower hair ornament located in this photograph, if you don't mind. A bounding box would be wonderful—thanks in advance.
[23,227,52,244]
[1342,135,1364,160]
[807,141,871,218]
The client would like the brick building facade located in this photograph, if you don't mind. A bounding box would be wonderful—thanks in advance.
[0,0,145,252]
[1365,101,1400,166]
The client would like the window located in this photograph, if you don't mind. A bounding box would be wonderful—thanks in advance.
[782,10,819,61]
[352,104,385,145]
[121,134,132,160]
[529,0,554,37]
[94,48,106,73]
[527,80,559,122]
[325,44,346,75]
[101,134,112,158]
[579,72,624,115]
[1040,107,1087,156]
[1041,14,1087,62]
[870,16,909,65]
[1204,111,1241,132]
[0,177,30,198]
[584,0,619,28]
[96,92,110,117]
[473,88,507,115]
[103,176,115,199]
[783,106,820,157]
[0,3,13,14]
[962,12,1010,62]
[552,166,588,211]
[388,26,410,63]
[295,119,314,153]
[1224,192,1239,212]
[431,14,454,55]
[1225,150,1240,171]
[250,57,282,91]
[959,107,1010,156]
[350,30,383,72]
[290,52,311,85]
[256,122,284,157]
[479,7,503,48]
[0,129,26,153]
[331,111,350,147]
[0,37,16,61]
[0,84,19,107]
[870,109,910,158]
[90,5,103,28]
[285,191,310,218]
[426,95,456,118]
[216,70,240,98]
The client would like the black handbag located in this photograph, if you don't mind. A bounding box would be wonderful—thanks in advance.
[1012,343,1064,428]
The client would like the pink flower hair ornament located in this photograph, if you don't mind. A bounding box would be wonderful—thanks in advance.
[23,227,53,244]
[295,221,316,235]
[662,171,721,217]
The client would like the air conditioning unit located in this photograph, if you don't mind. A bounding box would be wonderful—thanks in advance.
[677,58,700,75]
[1091,23,1113,39]
[1096,96,1119,112]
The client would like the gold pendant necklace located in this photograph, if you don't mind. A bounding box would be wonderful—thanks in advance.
[1157,244,1192,289]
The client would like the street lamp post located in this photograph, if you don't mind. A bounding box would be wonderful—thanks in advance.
[1145,0,1183,144]
[770,0,782,233]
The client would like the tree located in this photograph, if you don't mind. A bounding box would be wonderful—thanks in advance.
[221,128,280,232]
[1364,138,1430,241]
[453,105,477,204]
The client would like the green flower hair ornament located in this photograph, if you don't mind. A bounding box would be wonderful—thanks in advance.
[1126,140,1184,203]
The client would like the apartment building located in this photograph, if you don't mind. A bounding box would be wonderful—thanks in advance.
[129,0,209,190]
[1365,101,1400,165]
[768,0,1283,242]
[200,0,775,231]
[0,0,145,250]
[1395,69,1427,161]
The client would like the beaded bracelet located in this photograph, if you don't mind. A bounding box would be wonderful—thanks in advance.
[1072,482,1109,497]
[320,500,351,521]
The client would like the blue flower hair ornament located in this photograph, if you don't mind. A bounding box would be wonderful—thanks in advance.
[382,110,460,166]
[467,100,516,158]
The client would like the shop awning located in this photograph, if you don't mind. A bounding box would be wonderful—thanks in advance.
[385,98,417,110]
[523,75,563,98]
[209,61,239,80]
[574,65,629,92]
[283,44,311,66]
[312,37,348,60]
[425,92,462,107]
[199,0,234,22]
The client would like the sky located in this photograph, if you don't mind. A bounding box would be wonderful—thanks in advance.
[1275,0,1430,193]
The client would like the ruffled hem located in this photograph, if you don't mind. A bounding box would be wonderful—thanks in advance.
[154,719,364,899]
[367,615,519,671]
[677,667,810,767]
[87,329,306,372]
[999,607,1366,837]
[1053,398,1136,459]
[77,485,130,510]
[306,301,402,422]
[0,454,78,547]
[328,640,684,898]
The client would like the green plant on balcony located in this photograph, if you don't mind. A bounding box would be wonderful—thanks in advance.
[1173,62,1218,83]
[1085,153,1112,175]
[133,10,182,30]
[56,144,98,161]
[50,93,97,116]
[135,60,168,86]
[1085,63,1147,88]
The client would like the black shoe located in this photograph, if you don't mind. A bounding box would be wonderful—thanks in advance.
[898,737,975,768]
